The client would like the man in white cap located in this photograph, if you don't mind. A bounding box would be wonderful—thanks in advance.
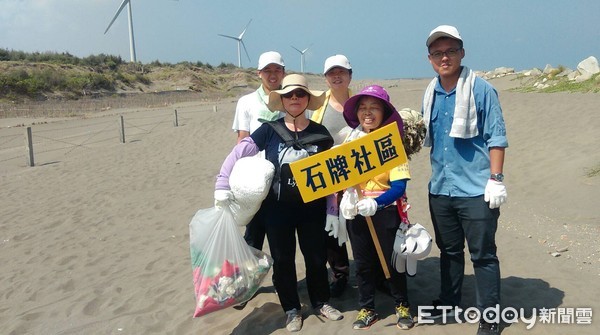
[231,51,285,250]
[312,54,353,298]
[420,25,508,335]
[232,51,286,143]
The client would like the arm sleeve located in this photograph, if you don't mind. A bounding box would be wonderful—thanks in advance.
[374,179,407,209]
[326,193,339,216]
[215,137,260,190]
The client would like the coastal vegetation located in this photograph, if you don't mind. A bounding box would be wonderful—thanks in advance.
[0,49,260,104]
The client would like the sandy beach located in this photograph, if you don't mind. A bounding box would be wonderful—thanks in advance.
[1,76,599,335]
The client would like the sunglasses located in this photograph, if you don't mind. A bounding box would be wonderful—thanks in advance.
[282,89,309,99]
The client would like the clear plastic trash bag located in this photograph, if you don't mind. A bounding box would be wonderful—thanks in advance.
[189,205,273,317]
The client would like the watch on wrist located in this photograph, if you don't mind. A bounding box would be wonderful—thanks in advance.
[490,173,504,182]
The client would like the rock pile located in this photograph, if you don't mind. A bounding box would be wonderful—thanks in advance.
[476,56,599,90]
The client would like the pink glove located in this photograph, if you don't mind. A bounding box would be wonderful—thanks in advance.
[484,180,507,209]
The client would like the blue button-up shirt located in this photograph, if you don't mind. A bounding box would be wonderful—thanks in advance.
[428,76,508,197]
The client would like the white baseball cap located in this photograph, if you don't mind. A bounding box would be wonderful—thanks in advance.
[392,223,432,276]
[257,51,285,70]
[323,54,352,74]
[426,25,463,47]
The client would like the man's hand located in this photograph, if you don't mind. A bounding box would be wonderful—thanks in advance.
[484,180,507,209]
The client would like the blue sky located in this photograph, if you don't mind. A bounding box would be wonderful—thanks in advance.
[1,0,599,79]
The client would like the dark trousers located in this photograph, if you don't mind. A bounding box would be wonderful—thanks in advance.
[264,197,330,313]
[243,202,267,250]
[326,235,350,281]
[428,194,501,311]
[347,207,408,310]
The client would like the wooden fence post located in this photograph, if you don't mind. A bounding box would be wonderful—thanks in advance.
[24,126,34,167]
[119,115,125,143]
[173,109,179,127]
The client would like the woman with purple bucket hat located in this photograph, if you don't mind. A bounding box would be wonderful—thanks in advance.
[338,85,415,330]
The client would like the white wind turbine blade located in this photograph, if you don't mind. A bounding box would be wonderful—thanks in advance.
[238,19,252,40]
[104,0,130,34]
[217,33,239,41]
[241,40,251,64]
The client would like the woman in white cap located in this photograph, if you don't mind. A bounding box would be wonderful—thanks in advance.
[214,74,343,332]
[311,54,354,297]
[340,85,415,330]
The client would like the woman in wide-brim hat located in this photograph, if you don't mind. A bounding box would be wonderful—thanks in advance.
[267,74,325,131]
[215,74,343,332]
[338,85,415,330]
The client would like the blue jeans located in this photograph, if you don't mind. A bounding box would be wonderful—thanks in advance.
[428,194,501,311]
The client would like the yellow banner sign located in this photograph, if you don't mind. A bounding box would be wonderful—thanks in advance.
[290,122,407,203]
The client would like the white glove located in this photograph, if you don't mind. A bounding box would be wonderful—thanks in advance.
[325,214,339,238]
[340,188,358,220]
[214,189,234,209]
[357,198,378,217]
[337,215,348,246]
[484,179,507,209]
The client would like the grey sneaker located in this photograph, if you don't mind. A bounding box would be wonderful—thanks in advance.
[285,308,303,332]
[395,304,414,330]
[353,308,379,330]
[319,303,343,321]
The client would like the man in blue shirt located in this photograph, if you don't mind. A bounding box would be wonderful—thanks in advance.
[420,25,508,335]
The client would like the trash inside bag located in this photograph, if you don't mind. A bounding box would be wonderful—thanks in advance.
[229,156,275,226]
[189,205,273,317]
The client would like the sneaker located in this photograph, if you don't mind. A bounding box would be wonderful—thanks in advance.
[330,276,348,298]
[352,308,378,330]
[477,321,500,335]
[421,299,458,320]
[395,304,414,330]
[319,303,343,321]
[285,309,303,332]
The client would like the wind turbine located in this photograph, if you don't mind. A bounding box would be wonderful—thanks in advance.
[291,44,311,73]
[104,0,137,62]
[218,19,252,68]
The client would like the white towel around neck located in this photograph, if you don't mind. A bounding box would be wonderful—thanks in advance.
[422,66,478,147]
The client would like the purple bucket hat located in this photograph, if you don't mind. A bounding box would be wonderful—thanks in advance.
[343,85,404,136]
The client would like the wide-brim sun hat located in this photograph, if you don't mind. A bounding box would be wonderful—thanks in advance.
[342,85,404,136]
[267,74,325,112]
